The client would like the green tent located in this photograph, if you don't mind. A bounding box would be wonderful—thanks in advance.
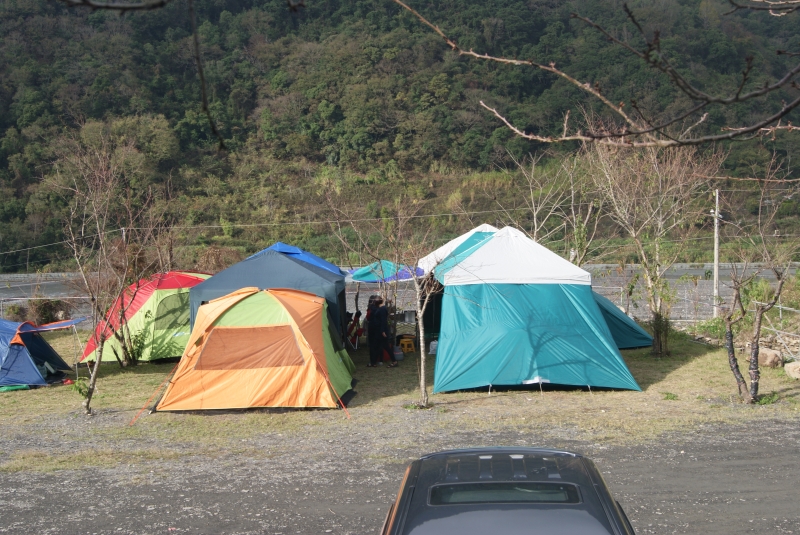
[157,288,355,410]
[82,272,210,362]
[592,292,653,349]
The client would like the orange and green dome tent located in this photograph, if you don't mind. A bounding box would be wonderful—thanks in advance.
[82,271,210,363]
[156,287,355,411]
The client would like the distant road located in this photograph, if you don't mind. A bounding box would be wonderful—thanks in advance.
[2,263,792,323]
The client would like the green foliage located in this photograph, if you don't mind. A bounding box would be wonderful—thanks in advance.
[0,0,797,271]
[692,317,727,340]
[27,298,71,325]
[128,329,147,364]
[741,278,775,309]
[756,391,780,405]
[3,304,27,322]
[69,377,90,399]
[662,392,679,401]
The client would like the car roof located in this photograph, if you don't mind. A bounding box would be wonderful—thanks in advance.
[400,448,618,535]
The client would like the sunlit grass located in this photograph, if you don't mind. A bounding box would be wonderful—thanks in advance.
[2,330,798,473]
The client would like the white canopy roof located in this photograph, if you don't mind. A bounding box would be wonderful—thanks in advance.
[437,226,592,286]
[418,224,499,273]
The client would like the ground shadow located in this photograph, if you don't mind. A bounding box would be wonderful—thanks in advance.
[68,359,178,380]
[622,331,719,390]
[345,344,436,407]
[348,329,722,405]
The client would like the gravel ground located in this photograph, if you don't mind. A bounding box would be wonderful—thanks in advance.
[1,412,798,535]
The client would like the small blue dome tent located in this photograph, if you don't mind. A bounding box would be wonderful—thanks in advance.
[0,318,85,387]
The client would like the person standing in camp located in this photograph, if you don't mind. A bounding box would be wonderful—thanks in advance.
[367,297,398,367]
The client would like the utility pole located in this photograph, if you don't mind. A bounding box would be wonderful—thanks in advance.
[713,189,719,318]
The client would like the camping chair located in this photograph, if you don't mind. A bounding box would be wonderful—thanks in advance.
[346,311,363,350]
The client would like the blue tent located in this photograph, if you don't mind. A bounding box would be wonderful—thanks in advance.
[248,242,346,277]
[0,318,85,387]
[347,260,424,283]
[592,292,653,349]
[190,249,347,332]
[429,226,640,393]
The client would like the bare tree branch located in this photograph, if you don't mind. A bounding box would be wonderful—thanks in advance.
[56,0,172,12]
[187,0,226,151]
[392,0,800,147]
[726,0,800,16]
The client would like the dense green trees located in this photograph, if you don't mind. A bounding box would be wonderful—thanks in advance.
[0,0,797,271]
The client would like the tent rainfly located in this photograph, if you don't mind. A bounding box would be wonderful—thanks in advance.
[1,317,86,387]
[82,271,210,363]
[250,242,347,276]
[157,288,355,411]
[426,225,642,393]
[592,292,653,350]
[346,260,424,283]
[190,247,347,333]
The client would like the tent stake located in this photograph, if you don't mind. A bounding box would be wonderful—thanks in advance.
[539,381,543,396]
[588,385,593,395]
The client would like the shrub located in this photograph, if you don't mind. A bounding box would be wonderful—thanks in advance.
[27,298,72,324]
[4,303,28,322]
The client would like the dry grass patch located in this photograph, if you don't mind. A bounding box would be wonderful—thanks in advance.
[2,330,798,474]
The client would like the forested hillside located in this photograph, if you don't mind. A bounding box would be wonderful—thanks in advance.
[1,0,798,272]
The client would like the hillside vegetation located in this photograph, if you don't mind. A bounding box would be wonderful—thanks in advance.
[1,0,798,271]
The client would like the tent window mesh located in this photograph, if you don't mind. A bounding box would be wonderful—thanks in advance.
[195,325,305,370]
[154,293,190,330]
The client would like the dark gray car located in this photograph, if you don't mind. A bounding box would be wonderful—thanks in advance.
[380,447,636,535]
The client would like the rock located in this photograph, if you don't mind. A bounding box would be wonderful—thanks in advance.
[745,346,783,368]
[785,361,800,380]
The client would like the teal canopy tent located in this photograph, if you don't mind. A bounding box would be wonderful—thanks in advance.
[347,260,423,283]
[422,226,641,393]
[592,291,653,349]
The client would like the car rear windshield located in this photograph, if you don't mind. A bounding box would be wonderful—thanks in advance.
[429,482,580,505]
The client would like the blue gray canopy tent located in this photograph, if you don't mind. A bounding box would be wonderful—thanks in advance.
[0,317,86,387]
[421,226,641,393]
[190,248,347,332]
[250,242,347,276]
[592,292,653,349]
[347,260,424,283]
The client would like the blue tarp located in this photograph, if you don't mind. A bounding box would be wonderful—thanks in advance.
[348,260,424,283]
[592,292,653,349]
[0,318,79,387]
[247,242,347,276]
[433,284,641,393]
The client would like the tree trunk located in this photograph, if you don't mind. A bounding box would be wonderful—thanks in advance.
[748,309,765,402]
[724,324,750,401]
[83,341,105,414]
[651,311,669,357]
[417,307,428,407]
[414,280,430,408]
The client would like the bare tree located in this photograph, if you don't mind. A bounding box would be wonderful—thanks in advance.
[720,263,756,400]
[325,189,438,406]
[588,144,724,355]
[392,0,800,147]
[494,153,568,245]
[719,158,798,401]
[561,154,606,267]
[52,125,164,414]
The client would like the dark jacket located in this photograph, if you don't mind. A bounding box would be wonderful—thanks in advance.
[369,304,389,336]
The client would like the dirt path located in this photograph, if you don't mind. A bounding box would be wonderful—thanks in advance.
[1,415,798,534]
